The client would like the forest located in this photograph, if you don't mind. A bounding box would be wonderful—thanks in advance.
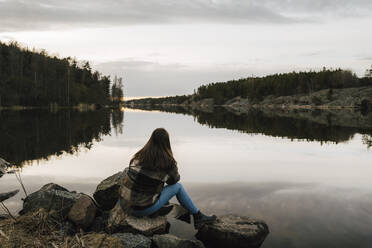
[195,68,372,104]
[0,41,122,107]
[127,68,372,106]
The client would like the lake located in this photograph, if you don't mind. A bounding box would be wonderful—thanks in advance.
[1,107,372,248]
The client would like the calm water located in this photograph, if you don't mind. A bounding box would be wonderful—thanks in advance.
[1,107,372,248]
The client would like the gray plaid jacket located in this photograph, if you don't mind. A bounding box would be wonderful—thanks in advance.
[118,160,180,212]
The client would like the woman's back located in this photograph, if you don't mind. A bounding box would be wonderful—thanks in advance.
[119,159,180,211]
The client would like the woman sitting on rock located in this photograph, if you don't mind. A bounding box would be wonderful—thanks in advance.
[118,128,216,229]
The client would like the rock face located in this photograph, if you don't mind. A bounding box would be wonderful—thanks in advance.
[0,189,19,202]
[20,183,80,217]
[113,233,152,248]
[195,215,269,248]
[68,194,97,229]
[108,202,168,236]
[93,172,122,210]
[153,234,205,248]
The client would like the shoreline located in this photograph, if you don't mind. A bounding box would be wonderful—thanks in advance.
[0,103,124,111]
[125,85,372,112]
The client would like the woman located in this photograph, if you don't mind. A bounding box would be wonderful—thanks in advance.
[118,128,216,229]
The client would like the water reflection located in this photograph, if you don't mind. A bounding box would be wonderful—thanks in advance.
[184,182,372,248]
[127,105,372,147]
[0,109,124,166]
[1,107,372,248]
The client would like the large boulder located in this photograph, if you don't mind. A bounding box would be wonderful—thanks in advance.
[152,234,205,248]
[108,202,169,236]
[93,172,122,210]
[20,183,80,217]
[113,233,152,248]
[68,194,97,229]
[195,215,269,248]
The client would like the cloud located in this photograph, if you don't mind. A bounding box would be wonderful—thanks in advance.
[1,0,371,32]
[96,59,187,71]
[0,34,16,41]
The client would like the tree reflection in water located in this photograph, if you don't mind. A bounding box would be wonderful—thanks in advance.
[127,105,372,148]
[0,109,124,167]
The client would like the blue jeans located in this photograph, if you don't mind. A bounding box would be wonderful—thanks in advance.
[132,183,199,216]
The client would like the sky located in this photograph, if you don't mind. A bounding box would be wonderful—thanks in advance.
[0,0,371,98]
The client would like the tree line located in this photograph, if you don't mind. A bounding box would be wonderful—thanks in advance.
[195,68,372,104]
[0,41,123,107]
[126,95,189,105]
[127,68,372,106]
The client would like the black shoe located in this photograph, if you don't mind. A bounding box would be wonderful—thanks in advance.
[149,204,174,218]
[193,211,217,229]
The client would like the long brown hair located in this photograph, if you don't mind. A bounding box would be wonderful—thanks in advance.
[130,128,176,171]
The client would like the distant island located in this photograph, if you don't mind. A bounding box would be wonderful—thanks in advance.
[126,68,372,112]
[0,41,123,109]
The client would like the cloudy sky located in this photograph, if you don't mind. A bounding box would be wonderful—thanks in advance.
[1,0,371,98]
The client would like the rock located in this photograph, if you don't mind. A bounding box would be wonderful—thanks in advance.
[120,215,169,236]
[195,215,269,248]
[40,183,69,192]
[0,189,19,202]
[93,172,122,210]
[68,194,97,229]
[108,202,168,236]
[107,201,128,231]
[0,158,10,175]
[0,157,10,170]
[167,204,191,224]
[80,233,124,248]
[153,234,205,248]
[20,183,80,217]
[89,213,109,232]
[0,158,10,166]
[113,233,151,248]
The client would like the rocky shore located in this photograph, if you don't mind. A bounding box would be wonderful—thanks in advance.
[224,86,372,111]
[0,171,269,248]
[127,86,372,112]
